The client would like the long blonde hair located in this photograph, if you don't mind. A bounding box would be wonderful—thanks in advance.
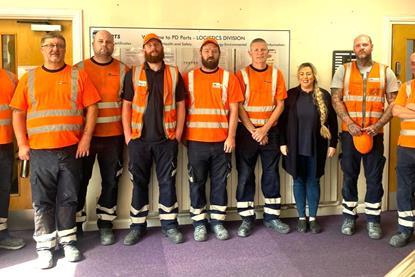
[298,62,331,140]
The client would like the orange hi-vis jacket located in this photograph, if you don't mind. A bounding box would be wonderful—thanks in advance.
[75,58,128,137]
[10,65,101,149]
[237,65,287,126]
[395,79,415,148]
[0,69,17,144]
[184,68,243,142]
[130,64,178,140]
[342,61,386,132]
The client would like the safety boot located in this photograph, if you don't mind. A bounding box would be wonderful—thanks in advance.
[63,244,82,262]
[99,228,115,246]
[341,218,356,236]
[237,220,254,237]
[193,225,208,242]
[264,219,290,234]
[0,235,25,250]
[162,228,184,244]
[367,222,382,240]
[389,232,412,248]
[123,229,146,246]
[37,249,54,269]
[212,224,230,240]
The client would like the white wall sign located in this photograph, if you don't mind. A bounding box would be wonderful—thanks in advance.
[89,27,290,85]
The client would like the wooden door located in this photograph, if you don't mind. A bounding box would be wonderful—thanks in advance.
[0,19,73,210]
[389,24,415,209]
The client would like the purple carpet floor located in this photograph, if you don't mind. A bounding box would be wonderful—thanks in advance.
[0,211,413,277]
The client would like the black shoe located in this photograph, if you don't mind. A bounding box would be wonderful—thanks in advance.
[309,220,322,234]
[162,228,184,244]
[389,232,412,248]
[211,224,230,240]
[264,219,290,234]
[0,235,25,250]
[237,220,254,237]
[99,228,115,246]
[367,222,382,240]
[63,244,82,262]
[297,219,307,233]
[123,229,146,246]
[341,218,355,236]
[37,249,54,269]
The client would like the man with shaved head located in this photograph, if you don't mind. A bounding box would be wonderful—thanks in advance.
[331,34,398,239]
[74,30,129,245]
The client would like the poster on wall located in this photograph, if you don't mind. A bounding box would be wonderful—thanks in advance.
[89,27,290,85]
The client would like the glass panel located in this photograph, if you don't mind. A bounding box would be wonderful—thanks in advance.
[1,34,16,73]
[406,39,415,81]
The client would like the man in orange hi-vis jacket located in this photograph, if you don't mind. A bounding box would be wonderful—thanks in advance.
[74,30,129,246]
[389,52,415,248]
[331,34,398,240]
[11,32,100,269]
[121,33,186,246]
[235,38,289,237]
[183,37,243,242]
[0,68,25,250]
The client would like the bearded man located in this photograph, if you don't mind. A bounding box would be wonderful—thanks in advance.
[121,33,186,245]
[182,38,243,241]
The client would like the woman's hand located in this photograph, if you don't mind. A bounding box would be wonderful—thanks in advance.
[327,147,336,158]
[280,145,288,156]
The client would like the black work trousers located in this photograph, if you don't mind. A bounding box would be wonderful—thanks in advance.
[396,146,415,234]
[128,138,179,231]
[30,145,80,250]
[340,132,386,223]
[0,143,13,236]
[187,141,231,227]
[235,124,282,222]
[77,135,124,229]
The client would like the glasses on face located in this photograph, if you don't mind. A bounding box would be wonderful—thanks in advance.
[41,44,65,50]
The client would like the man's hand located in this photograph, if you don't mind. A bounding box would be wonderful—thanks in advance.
[259,135,268,146]
[224,136,235,153]
[18,144,30,160]
[347,122,362,136]
[362,123,381,137]
[76,135,92,158]
[252,126,268,142]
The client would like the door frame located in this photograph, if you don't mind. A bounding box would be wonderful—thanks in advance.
[384,16,415,210]
[0,8,83,63]
[0,8,83,230]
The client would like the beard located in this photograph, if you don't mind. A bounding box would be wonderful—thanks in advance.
[145,48,165,63]
[201,56,219,70]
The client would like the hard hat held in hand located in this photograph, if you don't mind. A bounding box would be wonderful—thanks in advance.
[353,132,373,154]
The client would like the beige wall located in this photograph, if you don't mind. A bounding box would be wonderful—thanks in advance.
[3,0,414,229]
[2,0,414,87]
